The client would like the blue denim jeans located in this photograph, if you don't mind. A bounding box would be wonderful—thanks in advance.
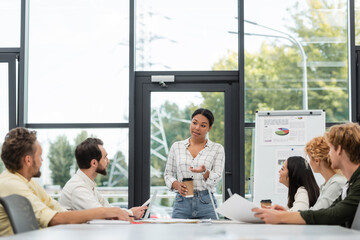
[172,190,217,219]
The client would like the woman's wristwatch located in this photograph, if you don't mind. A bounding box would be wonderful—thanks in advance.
[201,168,208,175]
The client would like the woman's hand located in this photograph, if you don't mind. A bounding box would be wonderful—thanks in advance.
[172,181,188,197]
[189,165,209,180]
[189,165,206,173]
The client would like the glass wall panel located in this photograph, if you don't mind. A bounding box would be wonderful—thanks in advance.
[244,0,349,123]
[245,127,254,199]
[28,0,129,123]
[0,63,9,172]
[33,128,129,205]
[150,92,224,217]
[244,0,349,200]
[135,0,238,71]
[355,0,360,45]
[0,0,20,47]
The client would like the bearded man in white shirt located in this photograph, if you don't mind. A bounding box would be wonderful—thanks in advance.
[59,138,146,219]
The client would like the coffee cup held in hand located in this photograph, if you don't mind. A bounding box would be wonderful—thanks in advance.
[182,178,194,197]
[260,199,272,208]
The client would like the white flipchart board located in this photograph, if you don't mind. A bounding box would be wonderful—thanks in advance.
[253,110,326,206]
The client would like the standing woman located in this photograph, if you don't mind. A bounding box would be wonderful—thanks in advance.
[164,108,225,219]
[305,136,347,210]
[277,156,320,211]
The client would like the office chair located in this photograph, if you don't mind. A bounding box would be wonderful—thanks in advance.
[352,202,360,230]
[0,194,39,234]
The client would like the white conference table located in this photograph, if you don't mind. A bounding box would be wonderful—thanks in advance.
[2,222,360,240]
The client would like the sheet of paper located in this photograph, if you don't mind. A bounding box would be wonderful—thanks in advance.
[215,194,263,223]
[87,219,130,225]
[260,116,307,146]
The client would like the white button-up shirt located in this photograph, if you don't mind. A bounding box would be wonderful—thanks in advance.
[59,170,131,214]
[59,169,111,210]
[164,138,225,193]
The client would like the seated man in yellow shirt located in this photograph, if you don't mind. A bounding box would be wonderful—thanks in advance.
[0,128,133,236]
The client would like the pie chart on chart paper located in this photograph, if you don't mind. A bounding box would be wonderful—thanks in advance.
[275,128,289,136]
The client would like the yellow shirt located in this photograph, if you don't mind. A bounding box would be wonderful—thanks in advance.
[0,170,66,236]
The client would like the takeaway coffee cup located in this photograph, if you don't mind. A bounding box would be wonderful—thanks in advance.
[182,178,194,198]
[260,199,272,208]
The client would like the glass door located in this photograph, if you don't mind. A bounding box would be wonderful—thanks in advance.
[132,74,242,217]
[150,91,225,217]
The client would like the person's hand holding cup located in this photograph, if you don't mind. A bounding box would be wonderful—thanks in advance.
[260,199,272,209]
[172,181,188,197]
[181,178,194,197]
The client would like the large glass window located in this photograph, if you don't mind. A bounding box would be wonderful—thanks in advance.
[0,0,20,47]
[135,0,238,71]
[242,0,349,200]
[355,0,360,45]
[0,63,9,172]
[244,0,349,123]
[33,128,129,204]
[244,127,254,198]
[0,63,9,137]
[27,0,129,123]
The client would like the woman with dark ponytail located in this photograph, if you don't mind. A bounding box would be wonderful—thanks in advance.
[278,156,320,211]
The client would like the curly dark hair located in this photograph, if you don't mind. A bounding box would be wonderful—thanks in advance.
[1,127,37,172]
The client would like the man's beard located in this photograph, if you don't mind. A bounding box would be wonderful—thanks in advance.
[33,170,42,178]
[96,166,107,176]
[32,161,41,177]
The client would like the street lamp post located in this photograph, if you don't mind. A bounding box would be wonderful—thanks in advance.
[244,20,308,110]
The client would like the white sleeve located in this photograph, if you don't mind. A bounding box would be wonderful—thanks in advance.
[70,186,104,210]
[289,187,309,212]
[164,145,178,191]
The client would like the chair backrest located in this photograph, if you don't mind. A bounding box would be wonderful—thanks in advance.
[0,194,39,234]
[352,202,360,230]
